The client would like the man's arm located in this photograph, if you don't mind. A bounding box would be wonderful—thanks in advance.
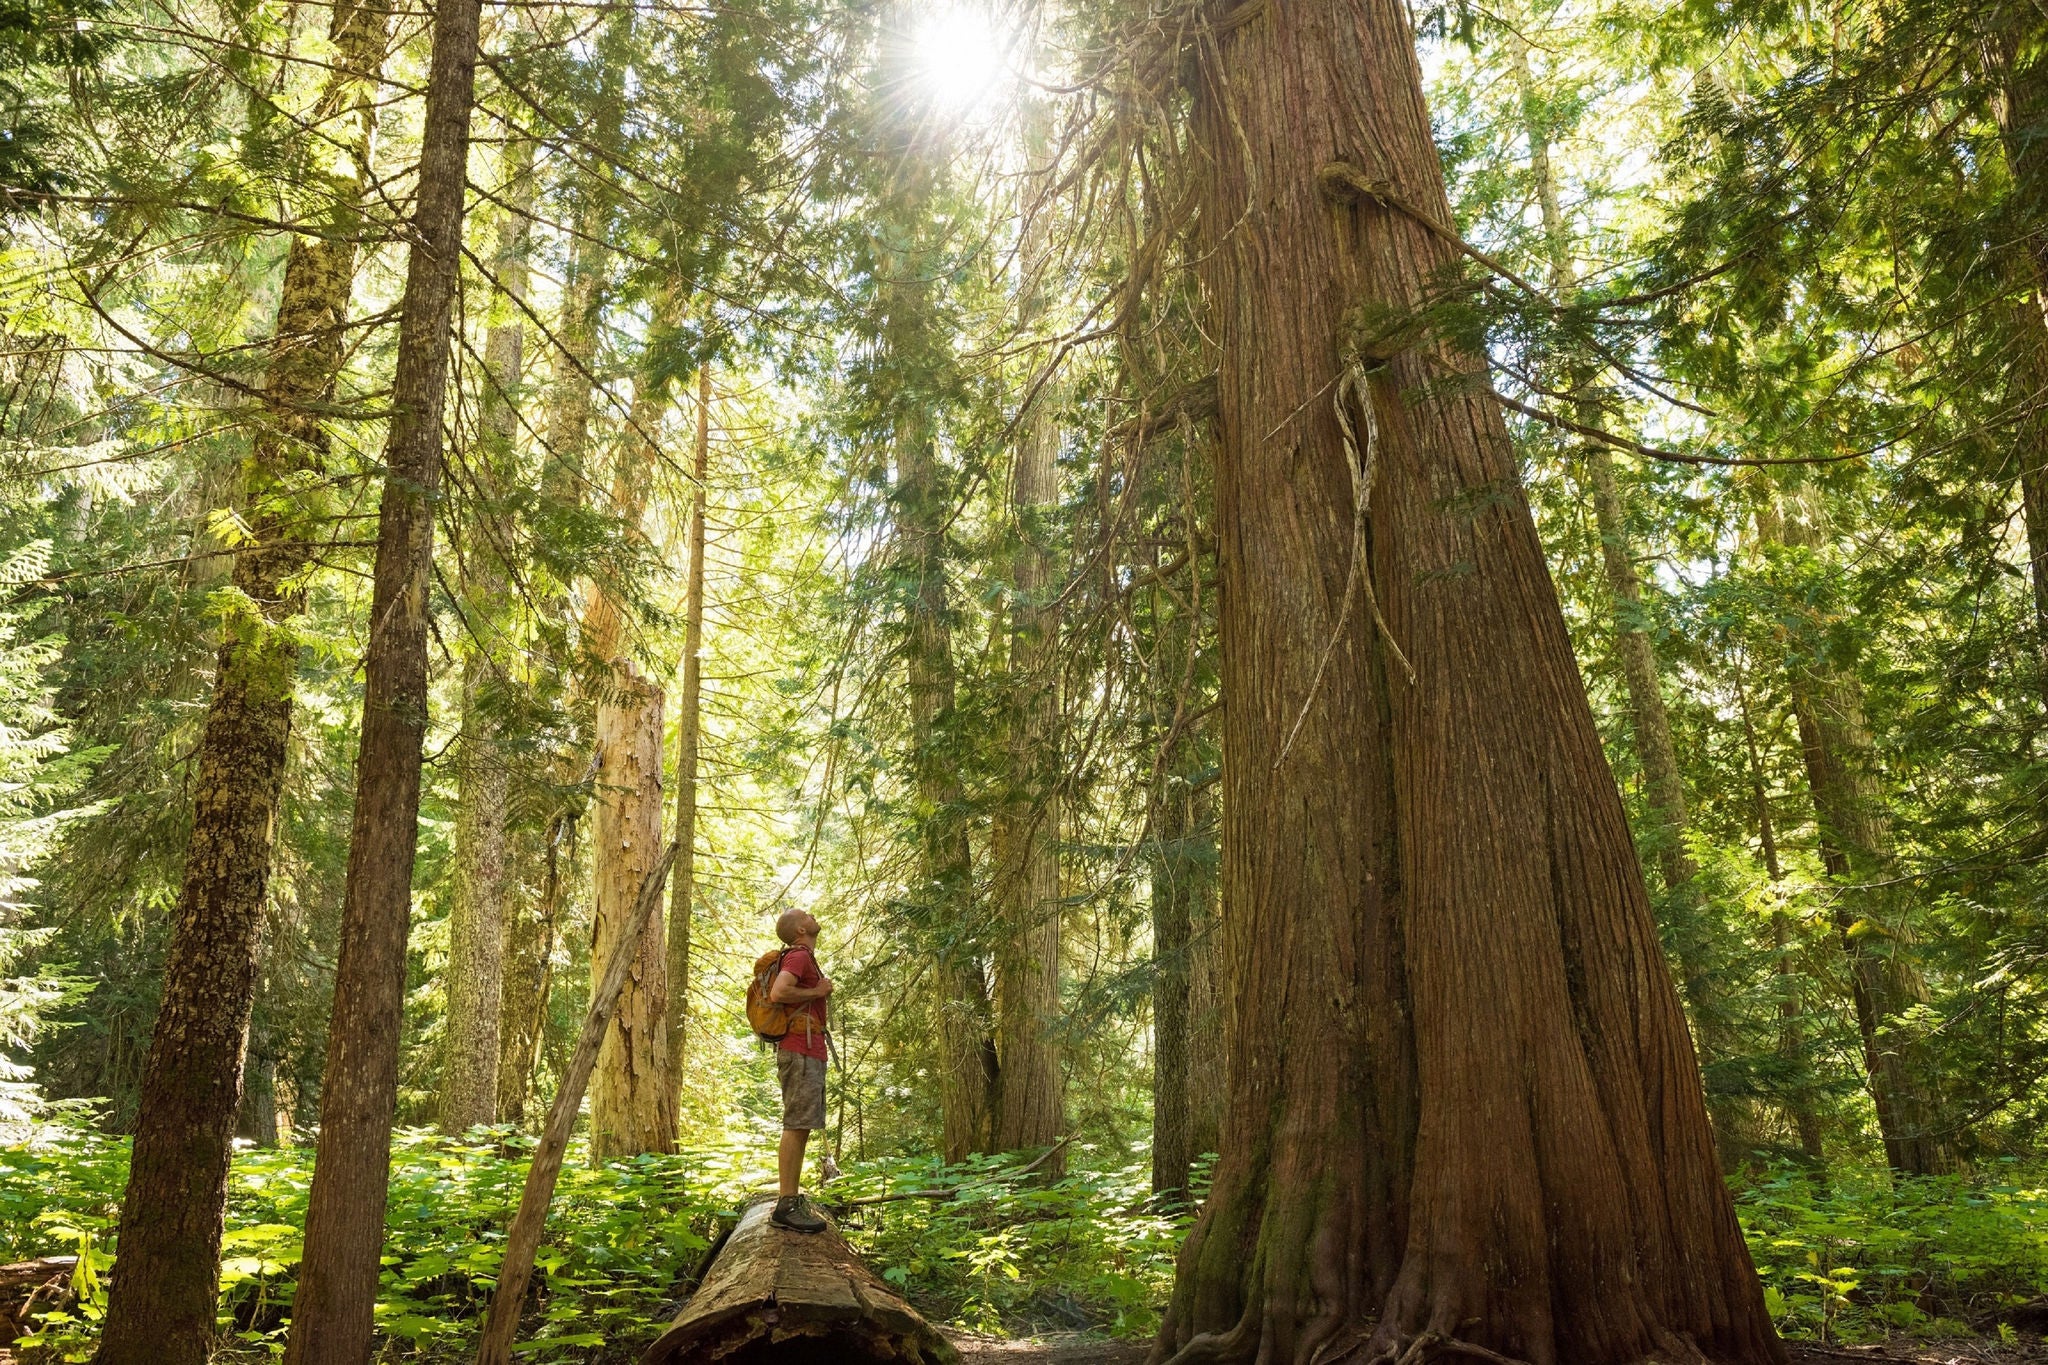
[770,970,834,1005]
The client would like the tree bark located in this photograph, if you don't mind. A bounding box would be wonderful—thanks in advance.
[474,840,677,1365]
[282,0,483,1353]
[899,406,994,1162]
[991,294,1064,1158]
[1150,767,1194,1202]
[1153,2,1783,1361]
[667,362,711,1114]
[1983,11,2048,701]
[589,663,675,1159]
[877,188,994,1160]
[93,6,389,1361]
[640,1198,955,1365]
[1758,495,1949,1177]
[235,1034,279,1148]
[440,139,535,1135]
[497,814,571,1126]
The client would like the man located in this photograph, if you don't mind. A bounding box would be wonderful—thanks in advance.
[768,907,833,1233]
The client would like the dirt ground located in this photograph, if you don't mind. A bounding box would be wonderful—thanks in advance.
[942,1335,2044,1365]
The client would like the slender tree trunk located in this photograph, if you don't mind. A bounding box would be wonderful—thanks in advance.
[1983,12,2048,699]
[897,407,994,1161]
[1154,2,1782,1361]
[876,180,994,1160]
[1150,767,1194,1201]
[666,363,711,1114]
[1509,30,1733,1140]
[1735,662,1826,1164]
[1183,782,1223,1166]
[282,0,483,1352]
[589,663,675,1159]
[498,815,571,1126]
[1790,687,1947,1175]
[93,6,389,1360]
[1757,496,1949,1177]
[991,324,1064,1158]
[443,662,510,1133]
[441,148,534,1134]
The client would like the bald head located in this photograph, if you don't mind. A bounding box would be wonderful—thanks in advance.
[775,908,819,945]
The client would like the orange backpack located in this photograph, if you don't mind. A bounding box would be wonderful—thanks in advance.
[745,947,819,1045]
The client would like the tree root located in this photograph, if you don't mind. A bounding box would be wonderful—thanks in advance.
[1362,1332,1535,1365]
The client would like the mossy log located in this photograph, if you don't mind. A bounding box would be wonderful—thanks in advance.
[640,1198,955,1364]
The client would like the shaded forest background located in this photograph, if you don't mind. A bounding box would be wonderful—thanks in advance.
[0,0,2044,1357]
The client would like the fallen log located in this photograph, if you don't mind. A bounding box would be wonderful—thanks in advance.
[0,1257,76,1344]
[640,1197,955,1364]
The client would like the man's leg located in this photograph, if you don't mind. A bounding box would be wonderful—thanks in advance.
[778,1127,809,1198]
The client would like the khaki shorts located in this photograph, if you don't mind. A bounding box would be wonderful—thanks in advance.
[777,1050,827,1131]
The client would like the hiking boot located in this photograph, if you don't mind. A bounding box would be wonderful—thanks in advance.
[770,1194,827,1234]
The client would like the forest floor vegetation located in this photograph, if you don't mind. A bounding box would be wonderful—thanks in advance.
[0,1125,2039,1362]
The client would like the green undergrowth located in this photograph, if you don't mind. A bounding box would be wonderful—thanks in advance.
[0,1124,1188,1361]
[1731,1162,2048,1344]
[3,1125,2043,1361]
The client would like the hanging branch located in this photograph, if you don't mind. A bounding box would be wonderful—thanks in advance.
[473,838,682,1365]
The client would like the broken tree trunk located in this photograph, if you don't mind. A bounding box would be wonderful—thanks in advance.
[640,1198,955,1365]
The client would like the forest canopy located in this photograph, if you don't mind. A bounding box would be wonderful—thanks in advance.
[0,0,2044,1362]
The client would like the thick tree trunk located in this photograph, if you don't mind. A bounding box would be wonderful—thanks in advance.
[667,363,711,1112]
[1153,2,1782,1362]
[589,663,674,1159]
[579,289,677,1160]
[281,0,483,1354]
[498,814,571,1125]
[93,6,389,1361]
[991,333,1064,1158]
[441,140,534,1134]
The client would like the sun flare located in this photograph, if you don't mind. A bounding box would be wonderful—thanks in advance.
[911,6,1009,116]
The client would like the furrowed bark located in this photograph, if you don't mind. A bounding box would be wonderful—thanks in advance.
[1152,1,1783,1361]
[581,290,678,1160]
[282,0,484,1353]
[441,142,535,1134]
[589,663,674,1158]
[94,5,389,1360]
[666,362,710,1111]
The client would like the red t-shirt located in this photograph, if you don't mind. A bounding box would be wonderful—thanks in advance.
[775,945,828,1059]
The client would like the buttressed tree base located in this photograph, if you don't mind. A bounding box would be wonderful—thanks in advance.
[1151,0,1785,1362]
